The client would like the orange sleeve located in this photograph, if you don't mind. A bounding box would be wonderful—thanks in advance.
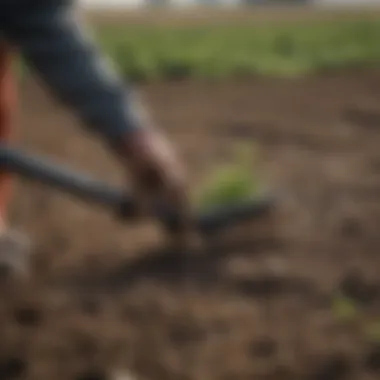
[0,44,16,140]
[0,43,17,219]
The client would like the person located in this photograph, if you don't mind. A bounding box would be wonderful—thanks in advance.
[0,1,190,274]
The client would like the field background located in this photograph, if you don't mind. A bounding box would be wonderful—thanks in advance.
[82,7,380,83]
[3,7,380,380]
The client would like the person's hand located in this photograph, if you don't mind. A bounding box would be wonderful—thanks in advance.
[115,128,194,246]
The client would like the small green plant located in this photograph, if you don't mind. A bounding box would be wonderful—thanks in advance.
[196,144,261,209]
[331,293,358,322]
[331,292,380,344]
[364,322,380,343]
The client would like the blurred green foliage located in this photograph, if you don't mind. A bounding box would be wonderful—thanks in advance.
[331,293,359,322]
[94,17,380,81]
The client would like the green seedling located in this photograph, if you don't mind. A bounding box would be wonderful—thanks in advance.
[331,293,359,322]
[196,144,261,210]
[332,294,380,343]
[364,322,380,343]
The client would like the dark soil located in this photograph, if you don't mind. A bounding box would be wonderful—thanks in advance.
[3,69,380,380]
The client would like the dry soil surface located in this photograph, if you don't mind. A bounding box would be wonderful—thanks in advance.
[2,70,380,380]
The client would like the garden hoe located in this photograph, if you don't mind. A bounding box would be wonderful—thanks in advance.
[0,145,277,277]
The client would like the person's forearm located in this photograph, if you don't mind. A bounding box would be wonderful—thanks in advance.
[0,2,145,143]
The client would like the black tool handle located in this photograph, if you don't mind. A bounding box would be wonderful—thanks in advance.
[0,145,136,210]
[0,146,276,234]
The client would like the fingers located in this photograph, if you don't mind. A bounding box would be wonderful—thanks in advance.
[114,127,197,247]
[130,140,189,222]
[133,133,194,240]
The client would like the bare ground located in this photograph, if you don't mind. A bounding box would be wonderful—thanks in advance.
[2,70,380,380]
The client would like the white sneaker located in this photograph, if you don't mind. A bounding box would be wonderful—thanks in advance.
[0,230,31,279]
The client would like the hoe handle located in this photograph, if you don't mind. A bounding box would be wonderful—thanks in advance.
[0,146,275,235]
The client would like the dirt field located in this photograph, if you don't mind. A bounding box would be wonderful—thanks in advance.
[2,68,380,380]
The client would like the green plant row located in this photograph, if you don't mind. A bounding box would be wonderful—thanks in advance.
[93,17,380,81]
